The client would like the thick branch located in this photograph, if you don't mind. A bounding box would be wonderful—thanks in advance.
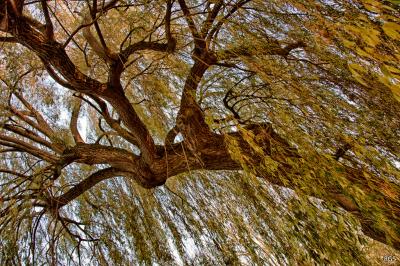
[61,143,138,169]
[101,86,158,164]
[3,124,56,152]
[40,0,54,41]
[176,59,215,151]
[165,0,174,46]
[0,36,17,42]
[165,125,179,144]
[0,135,58,162]
[57,142,162,189]
[10,18,106,94]
[88,95,138,146]
[42,62,74,89]
[70,98,84,144]
[51,167,127,207]
[110,41,171,85]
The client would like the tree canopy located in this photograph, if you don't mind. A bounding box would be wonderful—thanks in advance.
[0,0,400,264]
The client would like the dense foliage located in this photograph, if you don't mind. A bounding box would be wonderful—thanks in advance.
[0,0,399,264]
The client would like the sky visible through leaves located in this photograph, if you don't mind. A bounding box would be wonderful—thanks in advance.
[0,0,400,265]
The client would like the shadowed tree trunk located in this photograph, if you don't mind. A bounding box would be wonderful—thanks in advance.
[1,0,399,263]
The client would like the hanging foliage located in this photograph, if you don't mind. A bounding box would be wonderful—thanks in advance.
[0,0,399,264]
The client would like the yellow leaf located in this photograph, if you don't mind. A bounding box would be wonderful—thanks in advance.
[389,84,400,102]
[378,74,391,87]
[361,29,381,47]
[383,22,400,39]
[364,3,380,13]
[342,39,356,49]
[348,63,368,87]
[384,65,400,74]
[363,0,382,13]
[348,63,366,73]
[356,47,373,59]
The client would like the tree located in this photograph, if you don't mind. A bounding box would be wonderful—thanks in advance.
[0,0,399,264]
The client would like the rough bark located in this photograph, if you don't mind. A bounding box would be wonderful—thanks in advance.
[0,0,399,251]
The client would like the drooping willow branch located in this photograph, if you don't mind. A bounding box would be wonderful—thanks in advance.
[0,0,399,252]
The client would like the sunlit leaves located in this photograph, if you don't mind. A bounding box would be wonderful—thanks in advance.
[1,0,400,264]
[348,63,369,87]
[334,0,400,102]
[383,21,400,39]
